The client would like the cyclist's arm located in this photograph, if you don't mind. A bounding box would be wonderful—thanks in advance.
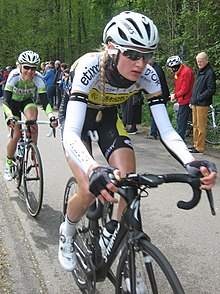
[149,101,217,187]
[38,91,54,119]
[63,95,98,175]
[149,101,195,166]
[3,90,13,118]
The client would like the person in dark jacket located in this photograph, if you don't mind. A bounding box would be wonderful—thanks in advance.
[146,57,170,139]
[189,52,216,153]
[54,60,62,109]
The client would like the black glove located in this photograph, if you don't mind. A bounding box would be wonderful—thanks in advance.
[49,116,58,128]
[7,117,17,127]
[185,160,217,177]
[89,166,116,197]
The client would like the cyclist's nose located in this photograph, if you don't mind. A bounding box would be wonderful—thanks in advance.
[134,57,147,69]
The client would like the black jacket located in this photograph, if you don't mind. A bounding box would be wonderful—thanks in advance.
[190,63,216,106]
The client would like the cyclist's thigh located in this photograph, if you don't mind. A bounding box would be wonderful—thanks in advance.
[23,100,38,120]
[5,100,22,121]
[96,107,133,161]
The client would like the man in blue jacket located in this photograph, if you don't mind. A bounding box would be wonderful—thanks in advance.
[189,52,216,153]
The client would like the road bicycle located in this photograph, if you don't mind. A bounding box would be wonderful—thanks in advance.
[9,120,55,217]
[185,104,220,145]
[61,171,215,293]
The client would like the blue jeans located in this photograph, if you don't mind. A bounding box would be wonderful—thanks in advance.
[47,85,55,107]
[177,104,191,140]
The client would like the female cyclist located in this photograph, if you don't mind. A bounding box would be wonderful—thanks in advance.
[58,11,217,271]
[3,50,58,181]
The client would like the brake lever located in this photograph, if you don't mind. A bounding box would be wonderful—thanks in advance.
[206,189,216,216]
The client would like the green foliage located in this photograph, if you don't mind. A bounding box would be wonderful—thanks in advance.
[0,0,220,86]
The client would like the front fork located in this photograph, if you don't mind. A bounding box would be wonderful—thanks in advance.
[126,229,151,294]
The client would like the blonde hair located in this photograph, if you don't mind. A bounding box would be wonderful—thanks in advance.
[96,44,109,122]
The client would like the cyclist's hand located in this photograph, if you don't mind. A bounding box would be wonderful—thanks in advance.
[89,166,120,203]
[7,117,17,128]
[49,116,58,128]
[186,160,217,189]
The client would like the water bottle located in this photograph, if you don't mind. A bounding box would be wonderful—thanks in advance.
[99,220,119,250]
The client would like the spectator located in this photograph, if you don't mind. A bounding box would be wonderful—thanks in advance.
[59,68,71,96]
[54,60,62,108]
[146,57,170,139]
[189,52,216,153]
[125,91,144,134]
[166,55,194,141]
[56,63,68,109]
[40,62,46,75]
[0,69,3,98]
[1,66,11,97]
[43,63,55,107]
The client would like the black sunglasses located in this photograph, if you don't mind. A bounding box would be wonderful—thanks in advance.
[23,65,37,71]
[122,49,154,61]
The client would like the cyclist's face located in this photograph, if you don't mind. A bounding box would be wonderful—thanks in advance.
[108,43,150,81]
[117,52,148,81]
[20,64,37,80]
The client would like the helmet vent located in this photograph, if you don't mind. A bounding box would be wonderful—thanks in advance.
[143,23,151,40]
[130,38,145,46]
[118,28,128,41]
[126,18,143,39]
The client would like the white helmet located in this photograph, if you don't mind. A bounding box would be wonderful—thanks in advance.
[166,55,182,67]
[103,11,159,51]
[18,50,40,65]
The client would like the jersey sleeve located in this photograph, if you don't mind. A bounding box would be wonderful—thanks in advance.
[63,100,96,174]
[140,64,162,101]
[3,90,13,116]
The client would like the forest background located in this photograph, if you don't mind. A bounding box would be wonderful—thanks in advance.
[0,0,219,99]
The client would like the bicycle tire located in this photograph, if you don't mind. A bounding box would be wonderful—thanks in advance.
[23,142,43,217]
[61,176,78,223]
[206,110,220,145]
[115,238,184,294]
[62,177,96,293]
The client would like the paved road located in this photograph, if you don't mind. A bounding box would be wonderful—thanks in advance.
[0,104,220,293]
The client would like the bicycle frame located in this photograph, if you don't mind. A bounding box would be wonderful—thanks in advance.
[87,189,148,284]
[17,121,46,179]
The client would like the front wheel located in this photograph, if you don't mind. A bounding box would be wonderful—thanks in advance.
[116,238,184,294]
[23,142,43,217]
[62,177,96,293]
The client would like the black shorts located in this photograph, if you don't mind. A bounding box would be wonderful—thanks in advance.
[6,98,37,120]
[82,107,133,161]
